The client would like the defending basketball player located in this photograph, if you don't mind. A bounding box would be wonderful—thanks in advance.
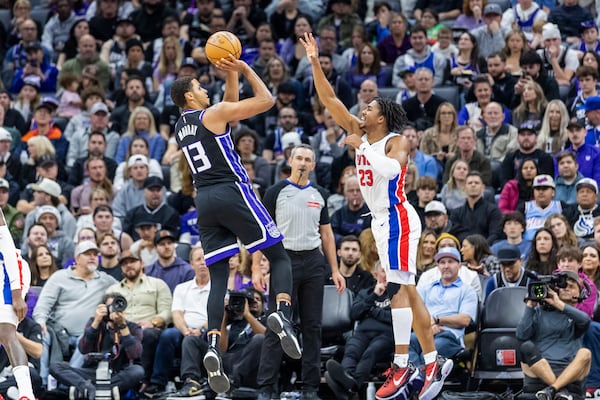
[170,53,300,394]
[0,209,35,400]
[300,32,453,400]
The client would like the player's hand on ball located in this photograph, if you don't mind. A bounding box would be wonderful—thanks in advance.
[299,32,319,60]
[215,55,246,73]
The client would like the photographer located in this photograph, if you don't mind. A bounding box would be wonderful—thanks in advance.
[9,42,58,95]
[50,293,144,400]
[516,271,591,400]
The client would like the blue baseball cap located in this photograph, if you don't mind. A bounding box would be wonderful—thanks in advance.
[434,247,461,263]
[578,96,600,111]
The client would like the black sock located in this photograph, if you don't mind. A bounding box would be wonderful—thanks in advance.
[208,331,220,349]
[277,300,292,319]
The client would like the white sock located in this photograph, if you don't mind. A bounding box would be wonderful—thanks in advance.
[423,351,438,365]
[394,354,409,368]
[391,308,412,367]
[13,365,34,400]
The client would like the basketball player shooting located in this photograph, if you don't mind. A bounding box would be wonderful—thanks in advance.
[299,32,453,400]
[0,209,35,400]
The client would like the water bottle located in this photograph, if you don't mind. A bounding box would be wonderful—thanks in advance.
[366,382,376,400]
[165,381,176,393]
[47,375,58,391]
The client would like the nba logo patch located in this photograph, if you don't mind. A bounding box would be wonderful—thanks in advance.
[266,221,281,238]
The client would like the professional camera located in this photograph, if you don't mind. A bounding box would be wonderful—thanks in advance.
[526,272,569,302]
[108,295,128,313]
[226,290,254,315]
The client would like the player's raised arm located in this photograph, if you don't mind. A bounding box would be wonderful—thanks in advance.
[299,32,360,135]
[222,68,239,103]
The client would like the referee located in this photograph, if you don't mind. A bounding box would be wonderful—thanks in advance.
[256,144,345,399]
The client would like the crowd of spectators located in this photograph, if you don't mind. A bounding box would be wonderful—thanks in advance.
[1,0,600,398]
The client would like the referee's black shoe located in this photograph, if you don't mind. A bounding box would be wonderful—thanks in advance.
[267,311,302,359]
[203,345,230,393]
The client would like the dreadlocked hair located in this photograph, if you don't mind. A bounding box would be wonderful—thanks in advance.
[375,97,407,133]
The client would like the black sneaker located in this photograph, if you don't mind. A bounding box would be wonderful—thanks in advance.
[170,379,209,398]
[326,359,357,391]
[536,386,557,400]
[324,371,350,400]
[554,389,573,400]
[267,311,301,359]
[203,346,230,393]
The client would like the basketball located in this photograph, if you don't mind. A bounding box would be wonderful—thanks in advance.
[205,31,242,64]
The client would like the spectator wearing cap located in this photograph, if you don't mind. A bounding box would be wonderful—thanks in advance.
[31,205,74,268]
[0,126,22,183]
[548,0,594,44]
[554,150,584,206]
[512,50,560,108]
[41,0,78,62]
[424,200,462,238]
[568,66,599,121]
[33,240,117,385]
[17,178,77,244]
[100,17,140,80]
[70,156,113,217]
[130,221,159,266]
[122,176,180,241]
[12,77,40,122]
[17,152,73,211]
[518,174,569,241]
[500,120,555,187]
[578,21,600,55]
[561,121,600,187]
[19,101,69,165]
[449,171,503,244]
[146,230,194,293]
[114,39,153,93]
[66,102,120,170]
[491,211,531,262]
[113,136,164,193]
[106,248,173,388]
[580,95,600,147]
[62,86,106,144]
[564,179,600,241]
[0,178,24,246]
[485,244,534,300]
[155,58,198,134]
[392,25,447,88]
[112,155,150,219]
[110,76,161,135]
[537,23,579,99]
[470,4,510,59]
[9,42,58,95]
[89,0,120,43]
[500,0,547,43]
[59,34,111,92]
[411,246,478,365]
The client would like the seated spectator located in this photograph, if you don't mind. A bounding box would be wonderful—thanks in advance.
[262,106,309,164]
[449,32,483,96]
[110,76,160,135]
[263,56,305,111]
[491,212,531,261]
[129,221,159,266]
[377,12,411,65]
[33,241,117,385]
[581,244,600,292]
[469,4,509,59]
[545,213,580,250]
[569,66,599,121]
[69,132,119,189]
[525,227,559,275]
[111,155,150,219]
[58,34,111,92]
[234,130,272,190]
[413,0,462,22]
[450,171,503,244]
[10,42,58,95]
[328,235,374,295]
[55,19,91,70]
[461,233,500,282]
[107,249,172,391]
[145,230,195,293]
[151,36,181,93]
[416,230,438,279]
[440,160,468,211]
[40,0,77,63]
[548,0,594,46]
[56,73,82,119]
[402,68,446,131]
[365,1,392,44]
[349,79,379,117]
[455,0,485,30]
[0,177,24,245]
[91,204,133,253]
[115,106,166,164]
[97,232,123,281]
[99,18,140,81]
[499,158,537,214]
[424,200,462,238]
[49,292,144,399]
[316,0,361,50]
[392,25,447,88]
[324,260,394,399]
[409,247,477,375]
[500,120,555,187]
[12,79,39,124]
[519,174,568,241]
[512,50,560,107]
[403,126,438,179]
[563,121,600,187]
[19,102,68,165]
[70,157,113,218]
[501,0,547,42]
[537,23,579,100]
[458,75,511,127]
[537,99,569,154]
[29,243,58,288]
[577,21,600,55]
[113,136,163,192]
[554,150,583,205]
[512,81,548,128]
[565,179,600,241]
[555,246,598,319]
[411,176,438,224]
[346,45,389,90]
[420,102,458,175]
[431,27,458,62]
[443,126,492,187]
[516,270,591,400]
[62,86,105,152]
[331,176,371,245]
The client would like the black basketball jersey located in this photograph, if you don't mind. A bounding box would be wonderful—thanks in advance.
[175,109,250,187]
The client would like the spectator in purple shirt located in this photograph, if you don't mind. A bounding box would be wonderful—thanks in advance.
[145,230,195,293]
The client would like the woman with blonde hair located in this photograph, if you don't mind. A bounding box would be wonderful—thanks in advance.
[416,230,438,280]
[512,80,547,127]
[440,159,469,210]
[152,36,182,92]
[114,106,165,163]
[17,136,66,195]
[544,213,579,249]
[421,102,458,172]
[503,30,529,75]
[537,99,569,154]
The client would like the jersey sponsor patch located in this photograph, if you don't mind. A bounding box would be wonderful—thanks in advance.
[306,201,321,209]
[266,221,281,238]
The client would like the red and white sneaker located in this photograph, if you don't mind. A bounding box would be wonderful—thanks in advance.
[375,362,419,400]
[418,356,454,400]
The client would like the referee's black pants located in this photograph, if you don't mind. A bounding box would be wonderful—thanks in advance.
[257,248,325,391]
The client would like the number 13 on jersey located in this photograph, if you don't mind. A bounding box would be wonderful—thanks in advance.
[182,141,212,174]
